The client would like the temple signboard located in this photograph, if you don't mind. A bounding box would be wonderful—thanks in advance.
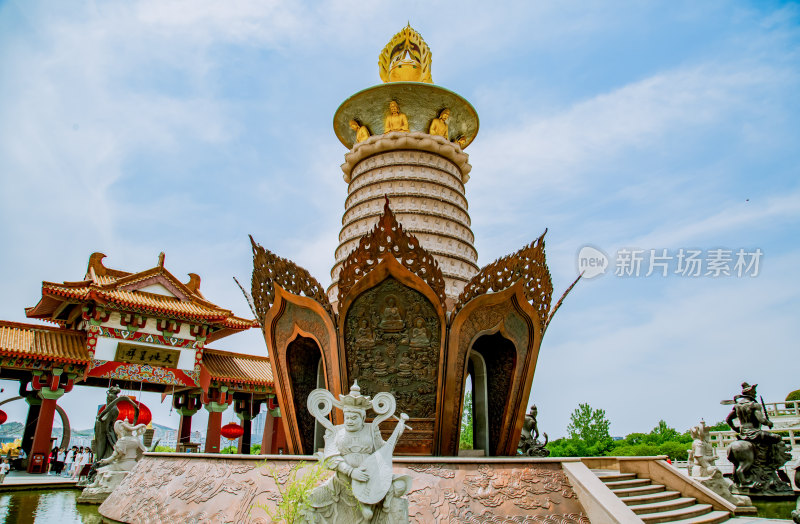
[115,343,181,367]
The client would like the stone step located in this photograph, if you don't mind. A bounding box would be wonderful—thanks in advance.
[640,503,713,524]
[630,497,697,515]
[595,472,638,482]
[613,483,667,497]
[604,478,651,489]
[667,510,730,524]
[622,490,682,506]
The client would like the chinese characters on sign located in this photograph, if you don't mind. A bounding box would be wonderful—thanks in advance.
[115,343,181,367]
[614,248,762,278]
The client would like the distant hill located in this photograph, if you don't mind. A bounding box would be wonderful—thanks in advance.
[0,422,23,437]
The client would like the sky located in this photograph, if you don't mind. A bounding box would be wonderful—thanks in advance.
[0,0,798,440]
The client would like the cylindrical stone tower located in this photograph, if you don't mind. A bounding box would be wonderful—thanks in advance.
[328,26,480,308]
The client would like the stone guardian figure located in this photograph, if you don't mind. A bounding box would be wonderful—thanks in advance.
[78,419,147,504]
[301,381,411,524]
[724,382,792,496]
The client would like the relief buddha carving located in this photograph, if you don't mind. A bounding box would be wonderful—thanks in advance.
[344,278,440,419]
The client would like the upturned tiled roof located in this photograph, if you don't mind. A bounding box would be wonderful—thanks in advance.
[26,253,256,334]
[0,321,89,363]
[202,348,273,386]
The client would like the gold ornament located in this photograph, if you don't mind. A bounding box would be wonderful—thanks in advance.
[428,108,450,138]
[384,100,409,133]
[349,120,371,143]
[379,24,433,84]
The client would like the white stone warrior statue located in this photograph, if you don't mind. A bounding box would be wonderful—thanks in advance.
[78,419,147,504]
[301,381,411,524]
[687,420,717,477]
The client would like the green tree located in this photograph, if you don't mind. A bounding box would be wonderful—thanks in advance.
[459,390,473,450]
[546,403,613,457]
[566,403,611,443]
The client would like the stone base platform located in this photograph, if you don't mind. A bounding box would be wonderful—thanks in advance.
[97,453,638,523]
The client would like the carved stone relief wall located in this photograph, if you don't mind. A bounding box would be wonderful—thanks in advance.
[99,455,589,524]
[286,336,321,454]
[344,278,440,419]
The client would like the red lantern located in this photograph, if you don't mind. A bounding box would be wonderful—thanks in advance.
[100,397,152,426]
[221,422,244,440]
[0,409,7,425]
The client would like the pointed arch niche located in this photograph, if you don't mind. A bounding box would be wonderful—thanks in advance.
[465,332,517,456]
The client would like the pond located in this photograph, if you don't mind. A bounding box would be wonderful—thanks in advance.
[0,489,102,524]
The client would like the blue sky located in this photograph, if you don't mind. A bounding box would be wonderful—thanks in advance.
[0,1,798,439]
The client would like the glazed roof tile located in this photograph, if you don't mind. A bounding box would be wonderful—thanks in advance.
[27,253,256,331]
[0,321,89,363]
[203,348,273,386]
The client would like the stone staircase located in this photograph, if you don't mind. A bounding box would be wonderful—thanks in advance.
[594,470,732,523]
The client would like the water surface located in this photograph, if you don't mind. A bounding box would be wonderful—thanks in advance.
[0,489,102,524]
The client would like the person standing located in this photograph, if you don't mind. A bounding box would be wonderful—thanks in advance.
[0,458,9,484]
[47,446,58,474]
[54,447,66,475]
[64,446,75,477]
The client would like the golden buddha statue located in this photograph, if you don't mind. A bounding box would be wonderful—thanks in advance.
[349,120,371,143]
[384,101,409,133]
[428,109,450,138]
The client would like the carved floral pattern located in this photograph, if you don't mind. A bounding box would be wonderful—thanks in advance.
[250,235,333,321]
[99,456,588,524]
[338,199,447,308]
[454,231,553,329]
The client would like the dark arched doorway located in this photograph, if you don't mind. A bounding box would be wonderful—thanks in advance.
[469,331,516,456]
[286,335,324,454]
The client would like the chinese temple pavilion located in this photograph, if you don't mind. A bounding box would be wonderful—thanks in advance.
[0,253,282,473]
[249,26,578,457]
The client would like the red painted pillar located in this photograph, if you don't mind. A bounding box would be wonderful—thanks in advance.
[177,414,192,450]
[261,410,275,454]
[28,397,57,473]
[273,420,287,455]
[205,411,223,453]
[27,369,73,473]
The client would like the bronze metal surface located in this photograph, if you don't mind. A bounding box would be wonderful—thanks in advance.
[454,230,554,329]
[338,199,447,309]
[250,235,333,321]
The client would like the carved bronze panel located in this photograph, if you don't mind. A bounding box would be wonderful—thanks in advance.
[337,199,447,308]
[251,236,333,321]
[454,231,553,329]
[344,277,440,419]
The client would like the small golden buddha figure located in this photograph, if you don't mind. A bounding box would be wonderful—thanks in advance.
[384,101,409,133]
[428,109,450,138]
[349,120,371,143]
[455,135,467,148]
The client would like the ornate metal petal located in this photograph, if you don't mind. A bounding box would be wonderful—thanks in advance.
[337,198,447,308]
[250,236,333,322]
[454,231,554,328]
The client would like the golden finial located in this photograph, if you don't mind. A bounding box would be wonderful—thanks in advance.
[379,25,432,83]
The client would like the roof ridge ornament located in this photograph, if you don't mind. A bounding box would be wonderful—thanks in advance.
[379,24,433,84]
[337,197,446,308]
[249,235,334,322]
